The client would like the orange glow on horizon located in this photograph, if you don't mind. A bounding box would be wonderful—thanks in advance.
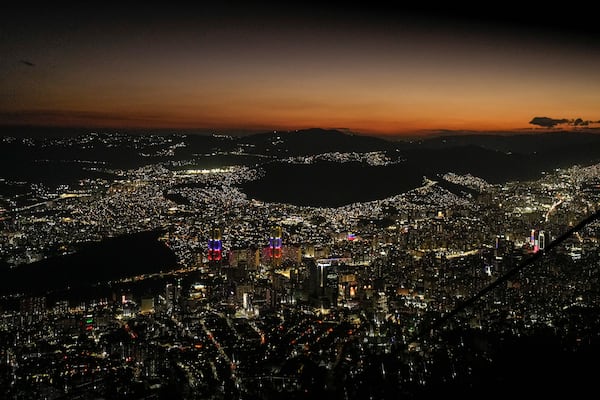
[0,111,594,137]
[2,7,599,136]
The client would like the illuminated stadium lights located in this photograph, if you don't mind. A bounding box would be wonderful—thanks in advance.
[208,227,222,261]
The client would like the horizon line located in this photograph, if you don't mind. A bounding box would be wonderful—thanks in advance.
[1,123,599,139]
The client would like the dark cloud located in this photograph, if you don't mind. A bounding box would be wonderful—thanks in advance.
[529,117,600,128]
[529,117,569,128]
[19,59,35,67]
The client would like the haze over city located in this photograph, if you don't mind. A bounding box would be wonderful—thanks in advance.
[1,4,600,136]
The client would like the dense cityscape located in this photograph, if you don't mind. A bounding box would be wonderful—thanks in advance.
[1,130,600,399]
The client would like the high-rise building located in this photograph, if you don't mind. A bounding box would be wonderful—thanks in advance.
[165,282,181,312]
[208,227,223,263]
[229,247,260,270]
[20,296,46,318]
[538,230,546,250]
[83,314,94,332]
[140,297,155,314]
[268,226,283,265]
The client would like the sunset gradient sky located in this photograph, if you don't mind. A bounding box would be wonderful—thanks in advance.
[1,4,599,136]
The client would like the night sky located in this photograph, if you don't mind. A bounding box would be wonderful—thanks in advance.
[1,4,599,136]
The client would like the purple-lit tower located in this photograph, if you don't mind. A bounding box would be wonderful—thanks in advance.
[268,225,283,265]
[267,225,283,307]
[208,227,222,263]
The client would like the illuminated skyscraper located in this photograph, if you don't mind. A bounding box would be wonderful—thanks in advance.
[267,226,283,302]
[19,296,46,317]
[268,226,282,266]
[208,227,223,262]
[165,281,181,313]
[538,230,546,250]
[83,314,94,332]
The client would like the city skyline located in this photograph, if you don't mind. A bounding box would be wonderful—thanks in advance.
[2,4,600,136]
[2,127,600,398]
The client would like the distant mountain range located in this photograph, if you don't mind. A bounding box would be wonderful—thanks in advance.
[220,128,600,169]
[3,124,600,157]
[232,127,600,176]
[236,128,394,156]
[2,126,600,193]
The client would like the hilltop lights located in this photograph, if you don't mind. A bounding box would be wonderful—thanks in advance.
[181,167,234,175]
